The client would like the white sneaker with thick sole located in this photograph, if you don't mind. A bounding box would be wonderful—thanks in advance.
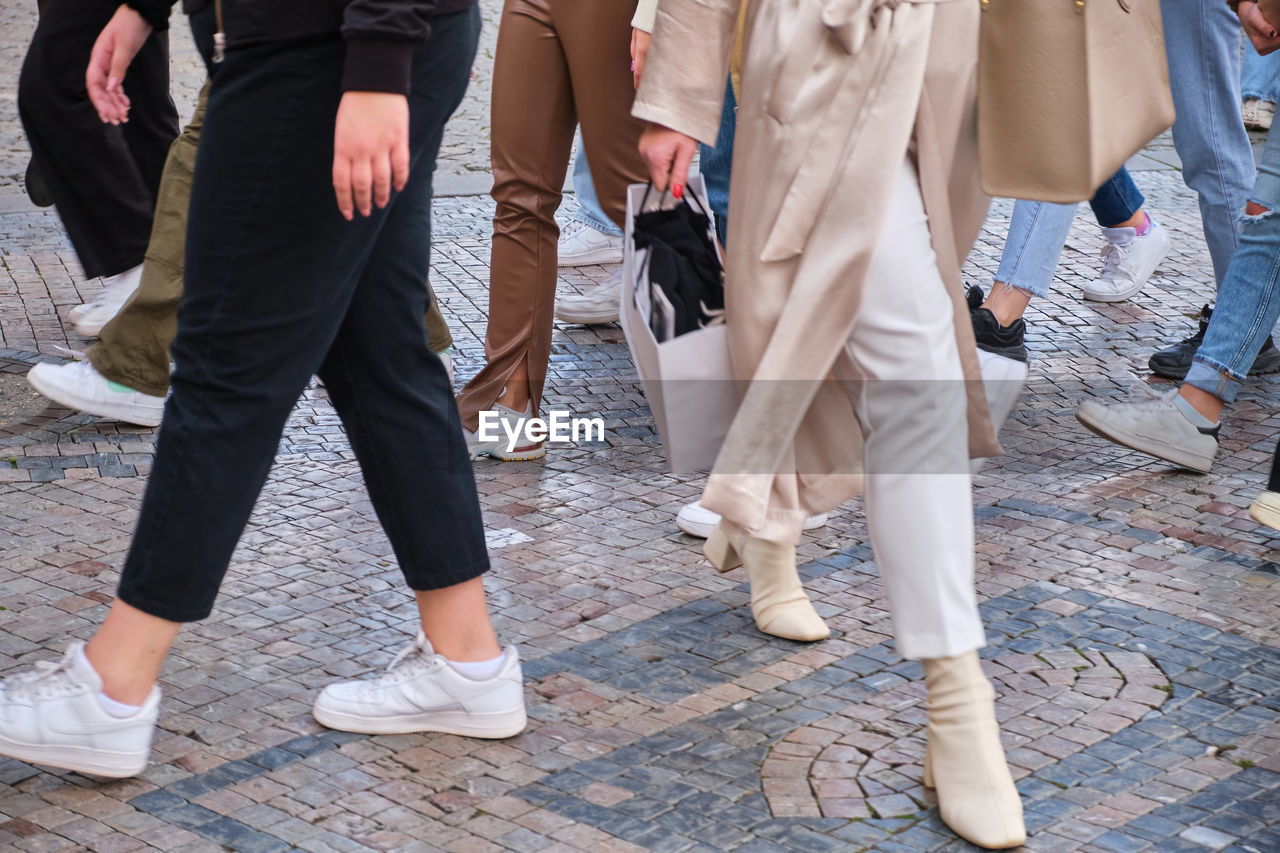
[1075,386,1218,473]
[69,264,143,337]
[971,349,1029,473]
[557,219,623,266]
[27,360,165,427]
[1080,218,1171,303]
[556,269,622,325]
[465,402,546,461]
[0,643,160,778]
[676,500,828,539]
[313,632,526,737]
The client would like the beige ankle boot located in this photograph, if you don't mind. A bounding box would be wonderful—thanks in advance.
[704,524,829,642]
[922,651,1026,849]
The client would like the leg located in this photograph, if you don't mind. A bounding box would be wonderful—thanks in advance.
[17,0,178,279]
[1160,0,1254,288]
[569,136,623,238]
[978,200,1075,340]
[89,81,210,398]
[848,157,1023,850]
[454,0,576,428]
[562,0,650,235]
[698,78,737,247]
[1087,167,1145,228]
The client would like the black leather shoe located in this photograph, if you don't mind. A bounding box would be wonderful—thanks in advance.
[1149,304,1280,380]
[25,157,54,208]
[970,306,1028,363]
[965,283,984,311]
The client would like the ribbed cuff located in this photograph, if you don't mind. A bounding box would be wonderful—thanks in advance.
[632,0,659,33]
[341,39,416,95]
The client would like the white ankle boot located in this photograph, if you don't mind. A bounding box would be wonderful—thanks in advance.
[922,651,1026,849]
[704,523,829,642]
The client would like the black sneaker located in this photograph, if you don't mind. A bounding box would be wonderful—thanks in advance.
[1149,304,1280,380]
[965,283,985,311]
[970,306,1028,363]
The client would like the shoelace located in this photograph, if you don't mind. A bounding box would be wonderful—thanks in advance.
[3,654,82,701]
[1099,240,1137,283]
[559,219,590,240]
[357,639,439,694]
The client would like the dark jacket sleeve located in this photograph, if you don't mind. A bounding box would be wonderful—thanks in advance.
[125,0,175,31]
[341,0,437,95]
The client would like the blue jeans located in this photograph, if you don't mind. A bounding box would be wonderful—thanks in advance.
[1162,0,1254,286]
[997,0,1253,299]
[698,78,736,246]
[570,135,623,237]
[1242,38,1280,104]
[1186,126,1280,403]
[995,168,1145,299]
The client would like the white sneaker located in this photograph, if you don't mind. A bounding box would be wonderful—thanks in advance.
[675,500,828,539]
[465,402,547,461]
[0,643,160,778]
[27,360,165,427]
[556,269,621,325]
[971,349,1029,473]
[557,219,623,266]
[69,264,143,337]
[1075,386,1218,473]
[312,632,526,737]
[1080,218,1171,303]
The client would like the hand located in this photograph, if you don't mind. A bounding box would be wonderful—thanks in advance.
[1240,1,1280,55]
[332,91,410,220]
[86,5,153,124]
[639,124,697,198]
[630,28,651,89]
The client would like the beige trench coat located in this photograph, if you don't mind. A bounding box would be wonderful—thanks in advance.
[634,0,1000,542]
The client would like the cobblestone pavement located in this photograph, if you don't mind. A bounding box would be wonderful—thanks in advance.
[1,3,1280,852]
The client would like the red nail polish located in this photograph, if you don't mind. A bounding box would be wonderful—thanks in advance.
[673,183,684,199]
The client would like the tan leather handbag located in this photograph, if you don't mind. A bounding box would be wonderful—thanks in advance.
[977,0,1175,203]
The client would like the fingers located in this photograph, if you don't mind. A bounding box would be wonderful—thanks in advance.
[87,37,128,123]
[390,137,410,194]
[670,140,695,200]
[333,157,354,221]
[350,157,374,218]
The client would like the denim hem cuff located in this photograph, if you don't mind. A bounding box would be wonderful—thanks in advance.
[405,559,489,592]
[117,585,213,624]
[1185,358,1242,404]
[571,210,623,239]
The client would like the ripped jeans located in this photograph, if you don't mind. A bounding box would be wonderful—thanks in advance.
[1186,126,1280,403]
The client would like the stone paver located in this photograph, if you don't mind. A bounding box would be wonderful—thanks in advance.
[0,1,1279,850]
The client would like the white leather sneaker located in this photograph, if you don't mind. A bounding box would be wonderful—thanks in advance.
[312,632,526,738]
[1080,218,1171,303]
[556,269,621,325]
[557,219,623,266]
[465,402,546,461]
[1249,491,1280,533]
[0,643,160,778]
[69,264,143,337]
[1075,386,1218,473]
[27,360,165,427]
[676,500,828,539]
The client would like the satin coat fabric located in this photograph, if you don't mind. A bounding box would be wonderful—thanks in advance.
[633,0,999,541]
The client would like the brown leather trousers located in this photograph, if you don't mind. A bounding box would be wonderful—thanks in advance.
[455,0,649,430]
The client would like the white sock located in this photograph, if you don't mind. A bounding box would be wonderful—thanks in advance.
[445,654,505,680]
[73,646,143,718]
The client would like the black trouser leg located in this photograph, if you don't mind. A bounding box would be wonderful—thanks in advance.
[118,10,487,622]
[17,0,178,278]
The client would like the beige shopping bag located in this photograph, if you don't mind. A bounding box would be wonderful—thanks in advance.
[620,177,737,473]
[978,0,1175,202]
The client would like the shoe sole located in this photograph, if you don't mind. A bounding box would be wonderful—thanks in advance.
[555,308,620,326]
[556,248,623,267]
[470,444,547,462]
[312,705,527,738]
[1082,231,1172,303]
[1074,406,1214,473]
[27,365,164,427]
[0,736,147,778]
